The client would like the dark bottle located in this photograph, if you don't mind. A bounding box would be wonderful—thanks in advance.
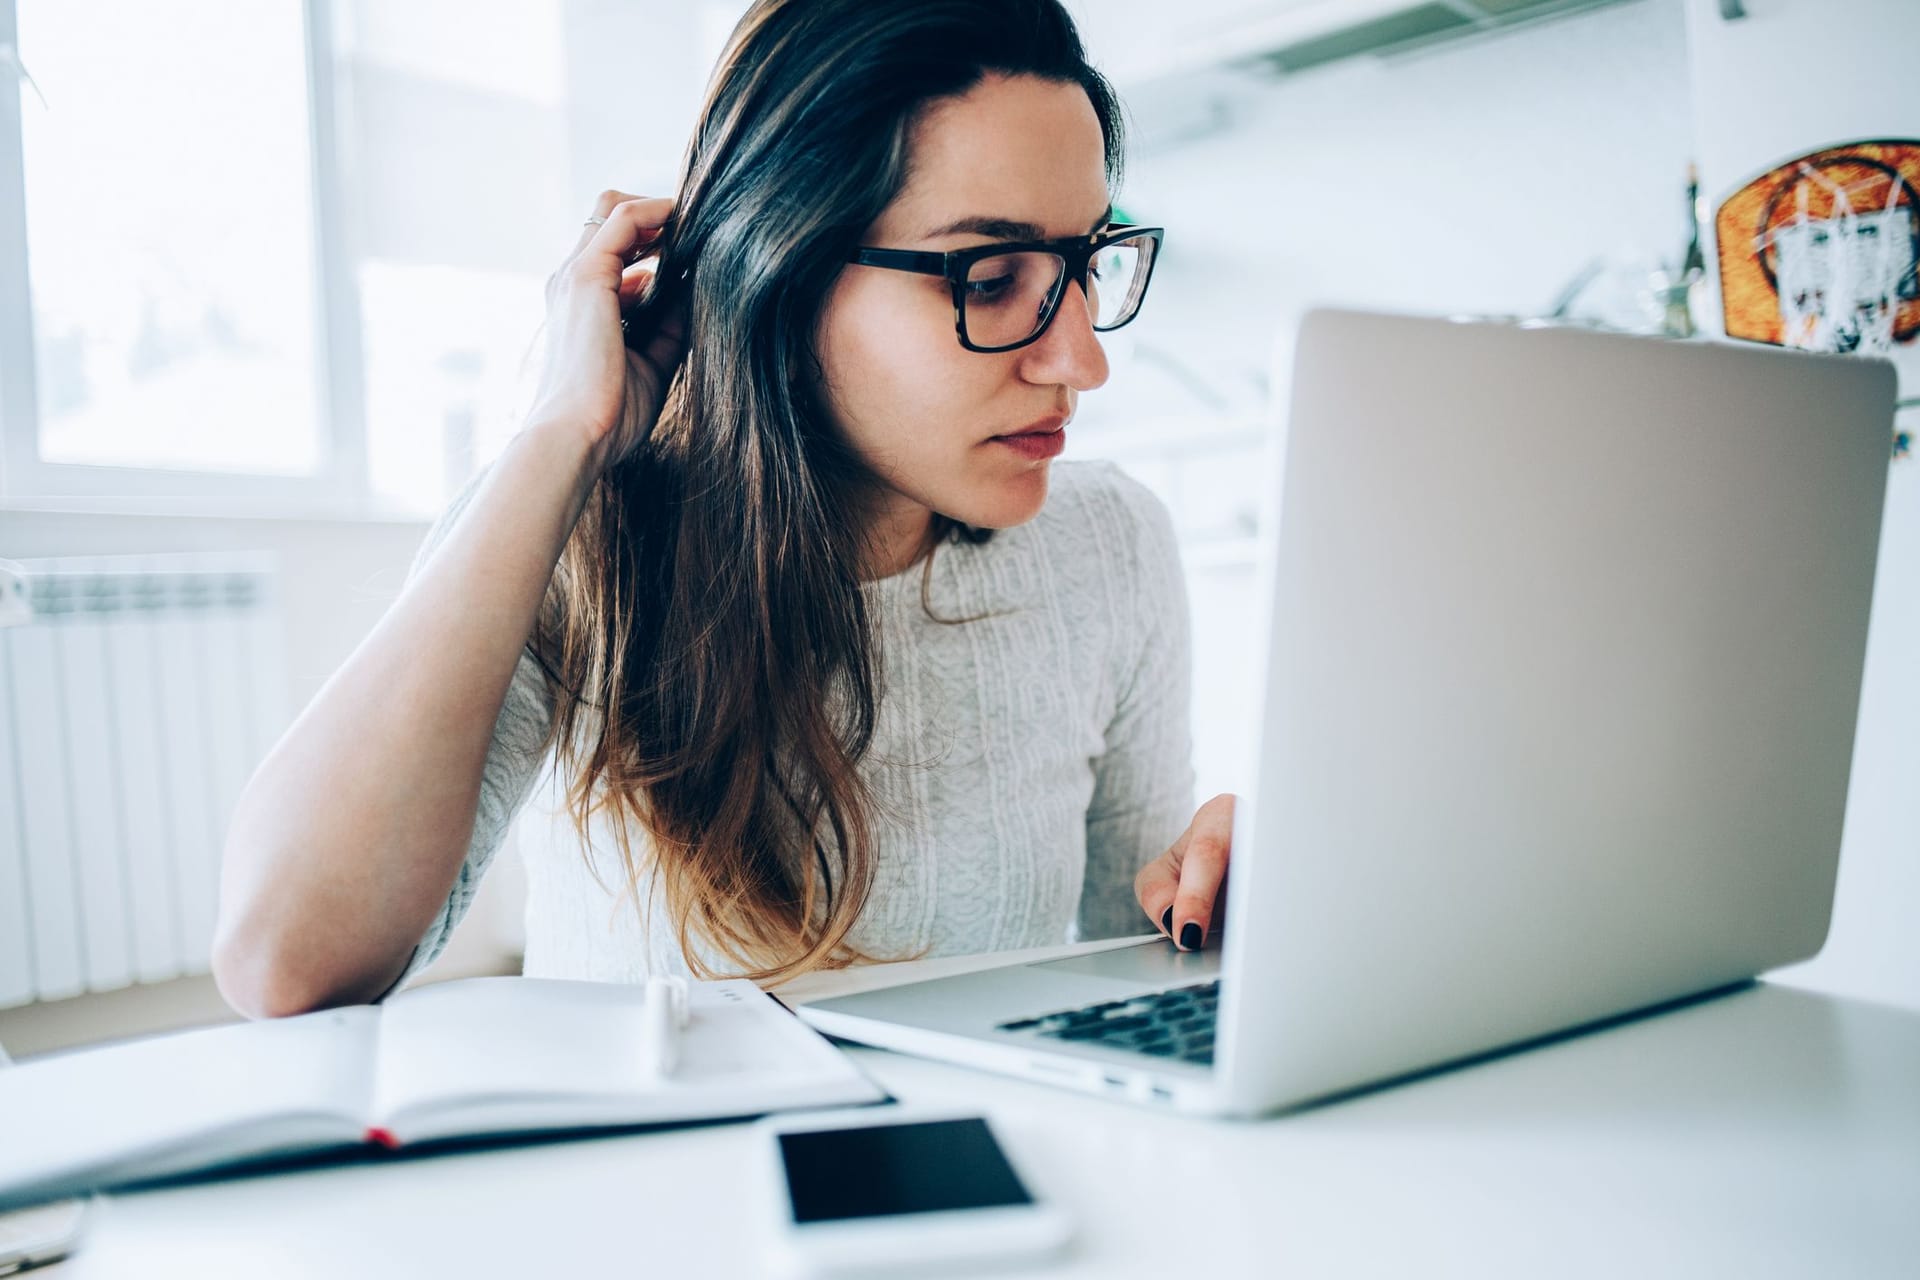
[1664,163,1706,338]
[1681,163,1705,281]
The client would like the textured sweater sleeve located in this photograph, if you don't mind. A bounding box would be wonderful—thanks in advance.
[376,467,558,998]
[1077,468,1197,940]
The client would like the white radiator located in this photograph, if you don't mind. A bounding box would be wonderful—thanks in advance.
[0,554,287,1008]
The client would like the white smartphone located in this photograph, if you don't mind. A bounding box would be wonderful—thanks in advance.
[0,1197,92,1274]
[761,1108,1073,1278]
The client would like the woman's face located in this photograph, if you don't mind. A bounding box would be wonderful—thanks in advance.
[815,72,1113,563]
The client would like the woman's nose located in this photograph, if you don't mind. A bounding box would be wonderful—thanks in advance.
[1019,279,1110,392]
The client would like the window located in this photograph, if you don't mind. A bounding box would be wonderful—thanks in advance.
[337,0,566,515]
[0,0,571,518]
[0,0,350,509]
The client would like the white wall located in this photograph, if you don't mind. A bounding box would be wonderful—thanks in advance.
[558,0,747,213]
[1080,0,1697,433]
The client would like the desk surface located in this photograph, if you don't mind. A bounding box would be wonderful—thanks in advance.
[56,942,1920,1280]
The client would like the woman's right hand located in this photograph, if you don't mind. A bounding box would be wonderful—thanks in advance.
[524,190,687,474]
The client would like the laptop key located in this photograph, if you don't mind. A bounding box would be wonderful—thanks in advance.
[1093,1016,1152,1034]
[1051,1025,1112,1041]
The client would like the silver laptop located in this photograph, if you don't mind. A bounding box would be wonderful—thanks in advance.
[796,308,1896,1117]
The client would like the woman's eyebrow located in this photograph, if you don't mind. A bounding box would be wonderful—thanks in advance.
[924,206,1114,241]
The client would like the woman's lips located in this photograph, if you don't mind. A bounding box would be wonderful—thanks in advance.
[990,428,1066,460]
[990,416,1067,460]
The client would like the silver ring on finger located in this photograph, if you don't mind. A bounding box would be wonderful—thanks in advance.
[583,215,607,227]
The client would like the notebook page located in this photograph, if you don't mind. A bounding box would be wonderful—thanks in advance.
[372,977,881,1141]
[371,977,651,1124]
[0,1007,379,1204]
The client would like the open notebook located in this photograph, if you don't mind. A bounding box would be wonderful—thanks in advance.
[0,976,883,1208]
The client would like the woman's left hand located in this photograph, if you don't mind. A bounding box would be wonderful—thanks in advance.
[1134,792,1237,952]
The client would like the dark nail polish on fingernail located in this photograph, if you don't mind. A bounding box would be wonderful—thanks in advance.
[1161,908,1173,934]
[1180,923,1202,951]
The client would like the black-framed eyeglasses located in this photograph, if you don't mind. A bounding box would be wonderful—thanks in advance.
[848,225,1163,353]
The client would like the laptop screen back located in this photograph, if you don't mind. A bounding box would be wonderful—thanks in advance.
[1219,310,1895,1113]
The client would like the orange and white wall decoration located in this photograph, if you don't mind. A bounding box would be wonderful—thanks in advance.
[1715,140,1920,355]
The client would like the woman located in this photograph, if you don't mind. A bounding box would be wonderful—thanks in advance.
[213,0,1236,1018]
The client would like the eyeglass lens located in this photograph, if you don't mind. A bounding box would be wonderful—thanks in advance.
[961,233,1154,348]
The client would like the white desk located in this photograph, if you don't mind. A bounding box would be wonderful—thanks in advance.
[56,942,1920,1279]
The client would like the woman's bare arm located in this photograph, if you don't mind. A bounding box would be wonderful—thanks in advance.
[213,192,683,1017]
[212,425,599,1017]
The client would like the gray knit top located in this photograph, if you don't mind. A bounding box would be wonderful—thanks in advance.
[387,458,1195,990]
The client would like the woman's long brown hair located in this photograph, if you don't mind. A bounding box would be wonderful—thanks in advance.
[530,0,1128,983]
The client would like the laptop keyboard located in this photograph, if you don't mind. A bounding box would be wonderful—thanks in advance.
[994,981,1219,1066]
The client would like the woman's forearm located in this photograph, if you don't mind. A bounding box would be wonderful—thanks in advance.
[212,420,600,1018]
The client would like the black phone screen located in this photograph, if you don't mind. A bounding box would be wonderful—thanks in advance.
[778,1117,1035,1223]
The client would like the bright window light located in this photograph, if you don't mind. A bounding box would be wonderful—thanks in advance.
[18,0,323,475]
[359,262,543,514]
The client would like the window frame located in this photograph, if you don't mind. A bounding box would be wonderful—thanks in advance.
[0,0,381,519]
